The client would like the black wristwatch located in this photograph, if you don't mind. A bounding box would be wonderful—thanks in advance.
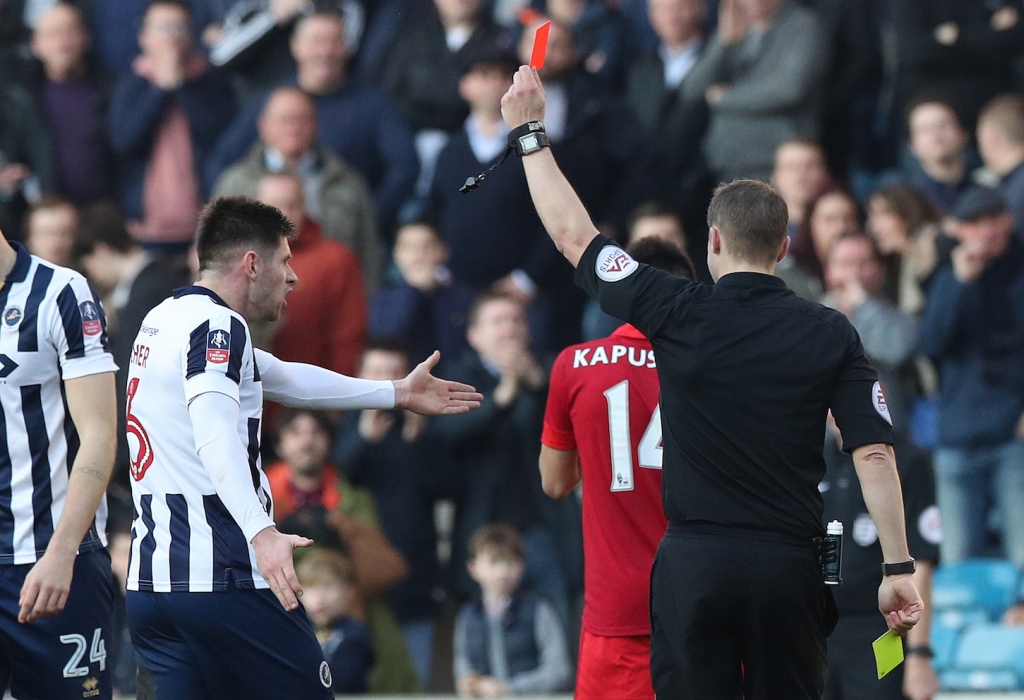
[882,559,917,576]
[509,121,550,157]
[906,646,934,659]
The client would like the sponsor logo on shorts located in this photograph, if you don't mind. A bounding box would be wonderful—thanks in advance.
[82,676,100,698]
[596,246,639,282]
[319,661,333,688]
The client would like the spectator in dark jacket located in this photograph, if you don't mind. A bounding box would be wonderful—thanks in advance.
[0,80,52,242]
[207,9,418,235]
[27,3,114,207]
[107,0,235,248]
[369,218,476,370]
[544,0,635,92]
[334,341,457,688]
[890,0,1024,131]
[89,0,218,73]
[75,202,192,486]
[684,0,829,182]
[907,95,974,215]
[918,187,1024,570]
[978,94,1024,236]
[520,20,654,237]
[382,0,507,134]
[427,48,561,296]
[432,293,580,629]
[23,196,77,267]
[625,0,709,237]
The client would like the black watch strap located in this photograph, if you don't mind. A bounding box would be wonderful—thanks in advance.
[509,121,550,157]
[882,559,917,576]
[906,645,934,659]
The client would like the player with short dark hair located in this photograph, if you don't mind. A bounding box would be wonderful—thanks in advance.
[541,237,694,700]
[123,196,481,700]
[0,221,118,699]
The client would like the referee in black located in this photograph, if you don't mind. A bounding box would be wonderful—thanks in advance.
[498,67,924,700]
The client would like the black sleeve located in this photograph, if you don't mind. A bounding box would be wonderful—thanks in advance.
[830,318,895,452]
[898,444,941,564]
[573,234,694,339]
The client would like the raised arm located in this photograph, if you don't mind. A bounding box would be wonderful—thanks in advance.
[501,67,601,268]
[851,443,923,636]
[256,349,482,415]
[19,372,117,624]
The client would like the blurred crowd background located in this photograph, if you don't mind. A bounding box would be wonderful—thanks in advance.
[3,0,1024,695]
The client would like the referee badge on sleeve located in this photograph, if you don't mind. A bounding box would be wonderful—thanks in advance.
[206,329,231,364]
[596,246,639,282]
[872,382,892,426]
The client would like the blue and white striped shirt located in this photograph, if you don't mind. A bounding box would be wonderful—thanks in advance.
[126,286,272,592]
[0,243,117,565]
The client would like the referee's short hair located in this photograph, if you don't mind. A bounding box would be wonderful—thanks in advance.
[707,179,789,265]
[196,196,295,272]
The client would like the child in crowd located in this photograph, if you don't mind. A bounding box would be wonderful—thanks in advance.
[453,524,571,697]
[369,217,476,370]
[297,548,376,695]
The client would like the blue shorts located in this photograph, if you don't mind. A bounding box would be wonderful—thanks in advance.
[0,548,113,700]
[127,587,334,700]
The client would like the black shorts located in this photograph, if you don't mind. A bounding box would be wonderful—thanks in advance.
[0,548,113,700]
[825,614,904,700]
[649,522,838,700]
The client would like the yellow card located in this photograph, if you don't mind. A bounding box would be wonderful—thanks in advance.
[872,631,904,679]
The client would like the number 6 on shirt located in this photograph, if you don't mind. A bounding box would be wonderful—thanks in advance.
[603,380,662,492]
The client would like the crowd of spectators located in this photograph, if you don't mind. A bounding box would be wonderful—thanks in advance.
[4,0,1024,695]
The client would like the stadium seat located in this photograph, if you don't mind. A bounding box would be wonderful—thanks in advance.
[941,669,1020,691]
[934,606,989,630]
[932,560,1021,619]
[930,620,962,671]
[940,624,1024,691]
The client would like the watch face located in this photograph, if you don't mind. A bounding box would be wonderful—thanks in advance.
[521,134,540,151]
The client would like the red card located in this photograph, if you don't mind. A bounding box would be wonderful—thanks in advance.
[530,21,551,69]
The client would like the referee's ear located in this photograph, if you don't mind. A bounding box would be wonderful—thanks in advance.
[776,236,791,264]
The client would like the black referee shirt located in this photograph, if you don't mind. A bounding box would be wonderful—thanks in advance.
[821,432,940,615]
[575,235,895,540]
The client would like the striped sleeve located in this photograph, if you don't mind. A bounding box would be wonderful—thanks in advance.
[183,312,249,405]
[52,275,117,380]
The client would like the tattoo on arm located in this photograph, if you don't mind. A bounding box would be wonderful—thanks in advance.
[72,466,106,482]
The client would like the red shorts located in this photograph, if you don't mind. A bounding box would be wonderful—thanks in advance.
[575,630,655,700]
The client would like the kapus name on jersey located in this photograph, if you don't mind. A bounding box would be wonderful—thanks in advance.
[573,345,656,369]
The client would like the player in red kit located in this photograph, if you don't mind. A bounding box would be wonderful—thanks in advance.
[540,237,696,700]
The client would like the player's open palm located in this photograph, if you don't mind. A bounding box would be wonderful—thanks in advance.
[18,550,74,623]
[878,574,924,636]
[252,527,312,611]
[394,351,483,416]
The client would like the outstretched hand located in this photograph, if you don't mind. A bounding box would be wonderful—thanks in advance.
[878,574,924,636]
[394,351,483,416]
[501,66,546,130]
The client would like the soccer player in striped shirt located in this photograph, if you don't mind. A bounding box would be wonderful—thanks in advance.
[124,197,482,700]
[0,225,118,699]
[540,238,695,700]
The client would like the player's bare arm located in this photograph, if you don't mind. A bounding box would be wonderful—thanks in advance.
[19,371,116,624]
[501,66,600,268]
[851,442,924,636]
[539,446,581,500]
[258,348,483,415]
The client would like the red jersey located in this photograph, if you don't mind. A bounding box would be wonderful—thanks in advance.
[542,324,667,637]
